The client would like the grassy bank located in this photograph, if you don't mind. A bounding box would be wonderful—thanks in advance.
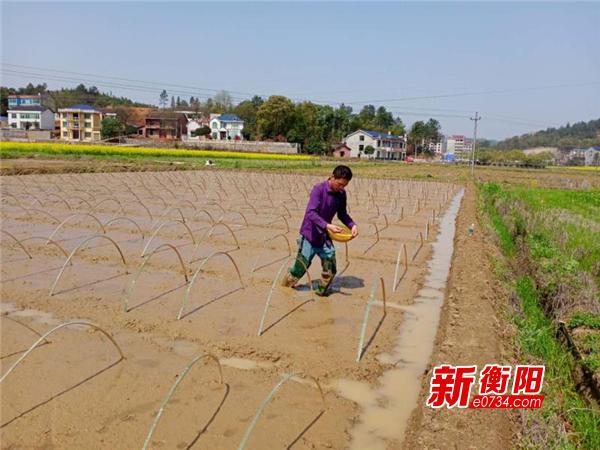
[480,182,600,448]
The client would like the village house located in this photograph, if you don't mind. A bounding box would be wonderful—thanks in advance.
[209,113,244,140]
[331,143,352,158]
[144,111,188,140]
[344,129,406,160]
[7,94,55,130]
[58,104,103,141]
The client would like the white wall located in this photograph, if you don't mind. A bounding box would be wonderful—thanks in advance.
[345,131,377,158]
[8,109,54,130]
[209,118,244,140]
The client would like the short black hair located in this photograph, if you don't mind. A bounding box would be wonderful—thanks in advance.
[332,165,352,180]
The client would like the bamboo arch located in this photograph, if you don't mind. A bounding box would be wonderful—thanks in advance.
[217,210,248,228]
[122,243,189,312]
[392,243,409,292]
[49,234,127,296]
[191,209,216,225]
[122,200,154,222]
[46,213,106,243]
[0,316,50,358]
[357,277,387,362]
[104,217,146,241]
[0,229,32,259]
[251,233,292,274]
[19,236,71,261]
[25,208,61,224]
[178,251,244,320]
[93,197,125,215]
[237,373,326,450]
[192,223,240,259]
[0,320,124,383]
[157,207,187,224]
[141,219,196,257]
[142,353,224,450]
[41,192,72,210]
[257,257,312,337]
[266,215,290,234]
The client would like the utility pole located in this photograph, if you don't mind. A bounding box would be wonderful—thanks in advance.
[470,112,481,175]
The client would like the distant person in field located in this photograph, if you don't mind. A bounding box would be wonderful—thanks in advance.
[281,165,358,296]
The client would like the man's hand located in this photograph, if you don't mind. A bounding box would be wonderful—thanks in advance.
[351,225,359,237]
[327,223,343,233]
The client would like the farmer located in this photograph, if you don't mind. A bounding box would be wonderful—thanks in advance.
[281,165,358,296]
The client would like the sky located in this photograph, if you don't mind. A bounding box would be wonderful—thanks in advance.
[1,1,599,140]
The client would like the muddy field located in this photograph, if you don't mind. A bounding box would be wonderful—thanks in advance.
[0,170,460,449]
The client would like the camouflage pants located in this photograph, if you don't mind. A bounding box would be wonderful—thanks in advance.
[289,235,337,295]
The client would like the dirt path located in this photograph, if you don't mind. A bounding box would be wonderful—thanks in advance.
[402,184,517,449]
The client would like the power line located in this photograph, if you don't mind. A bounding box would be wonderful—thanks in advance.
[1,63,257,97]
[1,67,588,133]
[1,69,251,103]
[340,81,600,105]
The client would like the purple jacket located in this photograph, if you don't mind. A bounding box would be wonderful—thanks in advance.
[299,180,355,247]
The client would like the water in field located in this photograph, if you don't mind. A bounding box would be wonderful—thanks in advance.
[334,189,464,450]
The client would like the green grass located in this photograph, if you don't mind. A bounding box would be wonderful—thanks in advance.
[514,276,599,449]
[479,183,516,256]
[512,187,600,221]
[569,313,600,330]
[480,183,600,449]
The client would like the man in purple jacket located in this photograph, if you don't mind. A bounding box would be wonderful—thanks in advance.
[282,165,358,296]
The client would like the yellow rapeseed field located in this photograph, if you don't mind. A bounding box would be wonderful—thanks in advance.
[0,142,314,161]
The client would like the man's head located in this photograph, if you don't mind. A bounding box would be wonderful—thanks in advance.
[329,165,353,192]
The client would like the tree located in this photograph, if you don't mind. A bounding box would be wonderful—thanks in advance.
[287,101,321,147]
[159,90,169,109]
[389,120,406,137]
[331,104,354,141]
[256,95,295,139]
[101,116,125,139]
[171,96,175,109]
[212,90,233,113]
[305,136,326,155]
[234,97,263,140]
[364,145,375,155]
[375,106,395,131]
[357,105,377,130]
[424,118,442,144]
[191,125,211,137]
[408,121,427,156]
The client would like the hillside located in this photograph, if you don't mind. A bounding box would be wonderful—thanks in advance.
[1,83,153,116]
[495,118,600,150]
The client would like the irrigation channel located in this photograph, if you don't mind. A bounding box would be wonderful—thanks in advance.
[1,170,460,449]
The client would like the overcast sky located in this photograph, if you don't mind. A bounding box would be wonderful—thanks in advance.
[2,1,599,140]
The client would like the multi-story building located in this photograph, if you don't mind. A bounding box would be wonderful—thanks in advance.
[7,94,49,108]
[344,129,406,160]
[7,94,55,130]
[209,114,244,140]
[428,139,444,155]
[144,111,187,140]
[58,104,103,141]
[8,106,55,130]
[444,135,473,161]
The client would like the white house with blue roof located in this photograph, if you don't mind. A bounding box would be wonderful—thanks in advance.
[209,113,244,140]
[344,129,406,160]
